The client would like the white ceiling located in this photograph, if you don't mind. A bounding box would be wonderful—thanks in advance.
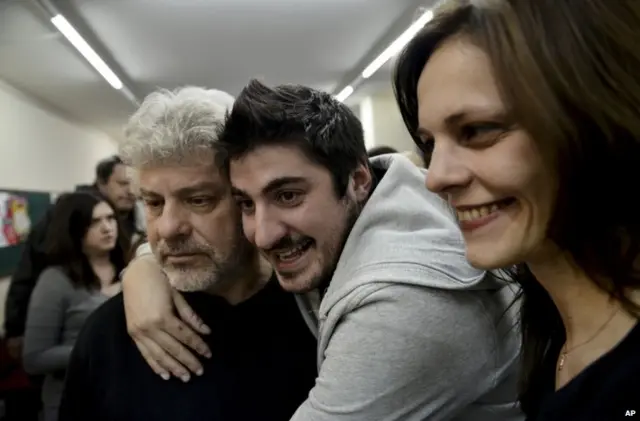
[0,0,430,141]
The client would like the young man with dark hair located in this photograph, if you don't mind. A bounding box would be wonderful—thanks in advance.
[122,80,524,421]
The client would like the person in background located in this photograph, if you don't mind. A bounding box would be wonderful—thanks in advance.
[22,192,127,421]
[366,145,397,157]
[3,209,53,361]
[58,87,317,421]
[393,0,640,419]
[367,146,425,167]
[3,155,142,360]
[120,80,523,421]
[92,155,145,240]
[0,336,40,421]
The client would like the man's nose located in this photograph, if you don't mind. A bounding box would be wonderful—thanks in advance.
[250,206,288,250]
[156,203,191,239]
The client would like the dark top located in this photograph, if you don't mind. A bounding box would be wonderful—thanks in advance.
[529,321,640,420]
[4,208,53,338]
[58,279,318,421]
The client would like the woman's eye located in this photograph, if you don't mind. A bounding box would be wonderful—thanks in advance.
[460,123,504,142]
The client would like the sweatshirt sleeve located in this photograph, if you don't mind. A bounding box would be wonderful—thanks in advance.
[22,267,74,375]
[289,284,507,421]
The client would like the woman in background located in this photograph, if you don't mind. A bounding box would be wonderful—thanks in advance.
[393,0,640,419]
[22,192,128,421]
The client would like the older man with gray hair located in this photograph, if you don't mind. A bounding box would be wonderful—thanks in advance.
[58,86,317,421]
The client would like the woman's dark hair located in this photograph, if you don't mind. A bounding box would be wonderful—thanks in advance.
[393,0,640,414]
[44,192,129,290]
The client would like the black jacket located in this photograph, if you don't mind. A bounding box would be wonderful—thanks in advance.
[3,208,53,338]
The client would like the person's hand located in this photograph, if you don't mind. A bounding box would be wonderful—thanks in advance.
[6,336,23,361]
[122,255,212,382]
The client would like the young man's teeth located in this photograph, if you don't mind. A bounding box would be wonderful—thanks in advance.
[277,244,306,260]
[457,203,499,222]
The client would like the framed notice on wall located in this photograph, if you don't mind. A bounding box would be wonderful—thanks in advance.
[0,189,56,277]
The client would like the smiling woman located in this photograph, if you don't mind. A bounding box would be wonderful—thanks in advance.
[393,0,640,419]
[414,36,552,270]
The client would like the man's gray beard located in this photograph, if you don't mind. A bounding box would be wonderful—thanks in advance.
[163,236,256,293]
[165,265,221,292]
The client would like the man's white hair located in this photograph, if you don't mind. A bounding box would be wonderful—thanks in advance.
[120,86,234,168]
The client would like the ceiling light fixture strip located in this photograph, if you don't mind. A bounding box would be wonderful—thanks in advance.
[335,9,434,103]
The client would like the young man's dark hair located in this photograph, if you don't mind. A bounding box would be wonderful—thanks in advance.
[216,79,367,196]
[367,145,398,157]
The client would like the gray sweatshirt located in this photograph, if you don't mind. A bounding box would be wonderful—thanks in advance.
[290,154,524,421]
[23,267,109,421]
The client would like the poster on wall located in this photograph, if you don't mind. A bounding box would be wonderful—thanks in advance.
[0,192,32,248]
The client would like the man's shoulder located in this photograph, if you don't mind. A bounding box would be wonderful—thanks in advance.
[77,293,128,347]
[325,282,518,346]
[87,293,127,328]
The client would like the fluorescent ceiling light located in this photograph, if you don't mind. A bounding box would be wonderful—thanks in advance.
[335,85,354,102]
[361,9,434,79]
[51,14,123,90]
